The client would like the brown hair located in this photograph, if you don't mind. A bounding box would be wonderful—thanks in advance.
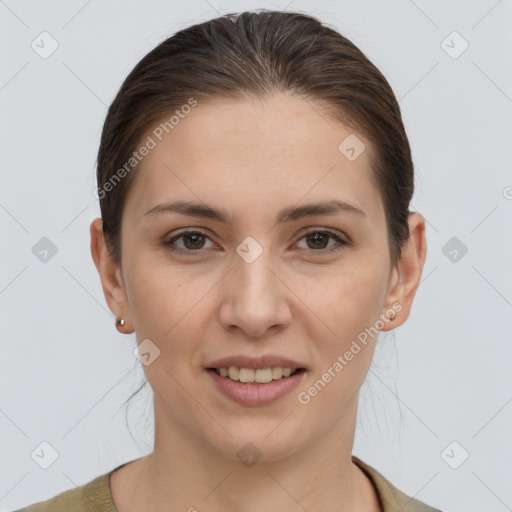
[98,10,416,436]
[96,9,413,269]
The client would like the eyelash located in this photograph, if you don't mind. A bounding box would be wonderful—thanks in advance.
[163,229,350,256]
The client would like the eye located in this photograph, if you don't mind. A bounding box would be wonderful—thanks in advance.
[163,228,350,255]
[164,230,215,254]
[296,229,350,254]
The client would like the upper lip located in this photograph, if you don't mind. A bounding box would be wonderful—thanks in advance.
[207,355,306,370]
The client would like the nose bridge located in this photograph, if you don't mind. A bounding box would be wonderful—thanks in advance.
[233,235,278,303]
[220,235,290,336]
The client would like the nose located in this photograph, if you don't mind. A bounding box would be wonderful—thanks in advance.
[218,240,292,338]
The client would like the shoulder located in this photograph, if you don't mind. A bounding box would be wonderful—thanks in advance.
[352,455,443,512]
[12,471,115,512]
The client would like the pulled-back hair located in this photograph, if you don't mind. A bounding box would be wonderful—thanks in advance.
[96,9,414,268]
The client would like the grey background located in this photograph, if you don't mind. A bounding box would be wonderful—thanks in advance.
[1,1,511,511]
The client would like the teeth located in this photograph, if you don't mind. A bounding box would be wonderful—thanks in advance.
[272,367,282,379]
[216,366,298,383]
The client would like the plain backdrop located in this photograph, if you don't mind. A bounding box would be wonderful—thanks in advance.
[1,1,511,511]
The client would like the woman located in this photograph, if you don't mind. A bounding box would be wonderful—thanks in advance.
[17,9,440,512]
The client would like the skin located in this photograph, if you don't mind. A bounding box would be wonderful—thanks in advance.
[91,91,427,512]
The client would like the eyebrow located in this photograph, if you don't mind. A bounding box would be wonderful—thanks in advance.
[144,199,366,224]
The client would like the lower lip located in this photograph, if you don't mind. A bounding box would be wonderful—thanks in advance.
[206,368,307,406]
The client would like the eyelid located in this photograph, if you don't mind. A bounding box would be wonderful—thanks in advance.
[298,226,350,244]
[164,228,218,253]
[164,226,350,255]
[295,228,350,253]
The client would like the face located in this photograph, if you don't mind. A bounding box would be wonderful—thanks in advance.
[96,92,413,463]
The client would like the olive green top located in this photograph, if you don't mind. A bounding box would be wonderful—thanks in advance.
[15,455,442,511]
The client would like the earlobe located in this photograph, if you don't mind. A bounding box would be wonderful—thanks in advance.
[379,212,427,331]
[90,218,133,332]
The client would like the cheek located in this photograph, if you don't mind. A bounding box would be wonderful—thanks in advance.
[295,262,387,406]
[299,261,388,343]
[123,260,206,390]
[123,253,218,357]
[124,248,183,317]
[298,273,381,413]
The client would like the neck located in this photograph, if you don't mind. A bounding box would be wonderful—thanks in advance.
[112,394,380,512]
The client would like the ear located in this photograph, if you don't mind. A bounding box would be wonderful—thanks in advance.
[379,212,427,331]
[90,217,132,331]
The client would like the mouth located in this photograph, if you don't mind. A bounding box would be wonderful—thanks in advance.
[205,366,308,406]
[206,367,306,384]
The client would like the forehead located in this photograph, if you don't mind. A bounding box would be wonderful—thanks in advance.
[123,92,384,226]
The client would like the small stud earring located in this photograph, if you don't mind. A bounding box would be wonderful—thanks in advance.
[115,317,127,333]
